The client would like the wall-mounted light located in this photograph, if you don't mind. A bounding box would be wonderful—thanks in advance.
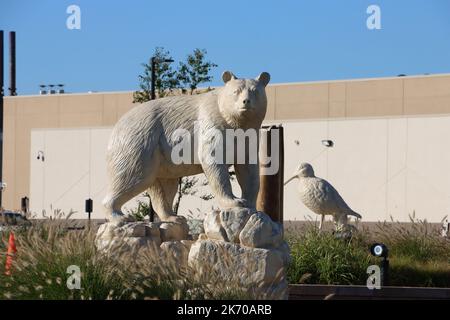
[37,150,45,162]
[294,140,300,146]
[322,139,334,147]
[0,182,6,191]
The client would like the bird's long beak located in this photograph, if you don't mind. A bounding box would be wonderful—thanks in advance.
[284,175,297,185]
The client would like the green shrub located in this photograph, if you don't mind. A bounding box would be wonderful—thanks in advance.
[126,199,151,221]
[287,227,372,285]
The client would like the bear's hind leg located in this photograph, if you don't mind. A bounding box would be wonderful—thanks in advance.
[103,153,161,222]
[148,178,185,223]
[102,192,125,220]
[103,176,157,222]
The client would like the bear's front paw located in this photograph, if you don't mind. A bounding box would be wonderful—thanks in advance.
[109,211,137,225]
[220,197,250,209]
[164,215,187,225]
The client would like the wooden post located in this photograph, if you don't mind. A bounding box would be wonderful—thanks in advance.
[257,125,284,224]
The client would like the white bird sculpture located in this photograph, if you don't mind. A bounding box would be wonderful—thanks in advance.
[284,162,362,231]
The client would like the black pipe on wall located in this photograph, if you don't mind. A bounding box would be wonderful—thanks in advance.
[0,30,4,208]
[9,31,16,96]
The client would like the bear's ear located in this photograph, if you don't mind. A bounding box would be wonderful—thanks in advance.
[256,72,270,87]
[222,71,237,83]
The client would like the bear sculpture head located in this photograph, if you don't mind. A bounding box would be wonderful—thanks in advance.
[218,71,270,128]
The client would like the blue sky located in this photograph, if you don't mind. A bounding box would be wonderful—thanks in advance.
[1,0,450,95]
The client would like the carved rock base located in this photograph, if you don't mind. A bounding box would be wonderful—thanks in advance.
[95,210,290,300]
[190,209,290,300]
[95,219,191,265]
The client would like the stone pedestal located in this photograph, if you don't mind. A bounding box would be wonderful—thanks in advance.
[95,218,191,267]
[95,209,290,299]
[190,209,290,300]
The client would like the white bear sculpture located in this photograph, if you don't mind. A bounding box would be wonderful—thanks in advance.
[103,71,270,222]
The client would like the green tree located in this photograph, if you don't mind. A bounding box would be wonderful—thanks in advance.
[133,47,178,103]
[177,48,218,95]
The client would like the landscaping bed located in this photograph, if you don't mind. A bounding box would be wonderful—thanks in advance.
[0,217,449,300]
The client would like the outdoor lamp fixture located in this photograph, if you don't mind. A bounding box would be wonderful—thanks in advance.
[37,151,45,161]
[39,84,47,95]
[322,139,334,147]
[48,84,56,94]
[57,84,65,94]
[370,243,389,286]
[150,57,175,100]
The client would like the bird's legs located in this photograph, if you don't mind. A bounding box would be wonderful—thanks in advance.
[318,214,325,232]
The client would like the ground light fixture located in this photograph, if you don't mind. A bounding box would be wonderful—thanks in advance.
[370,243,389,286]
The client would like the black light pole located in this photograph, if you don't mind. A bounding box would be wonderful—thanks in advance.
[148,56,174,222]
[150,57,156,100]
[150,57,174,100]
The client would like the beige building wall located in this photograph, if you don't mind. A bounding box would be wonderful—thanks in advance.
[4,73,450,222]
[30,128,112,219]
[3,91,133,212]
[281,116,450,223]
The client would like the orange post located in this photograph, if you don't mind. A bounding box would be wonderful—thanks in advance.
[5,232,17,276]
